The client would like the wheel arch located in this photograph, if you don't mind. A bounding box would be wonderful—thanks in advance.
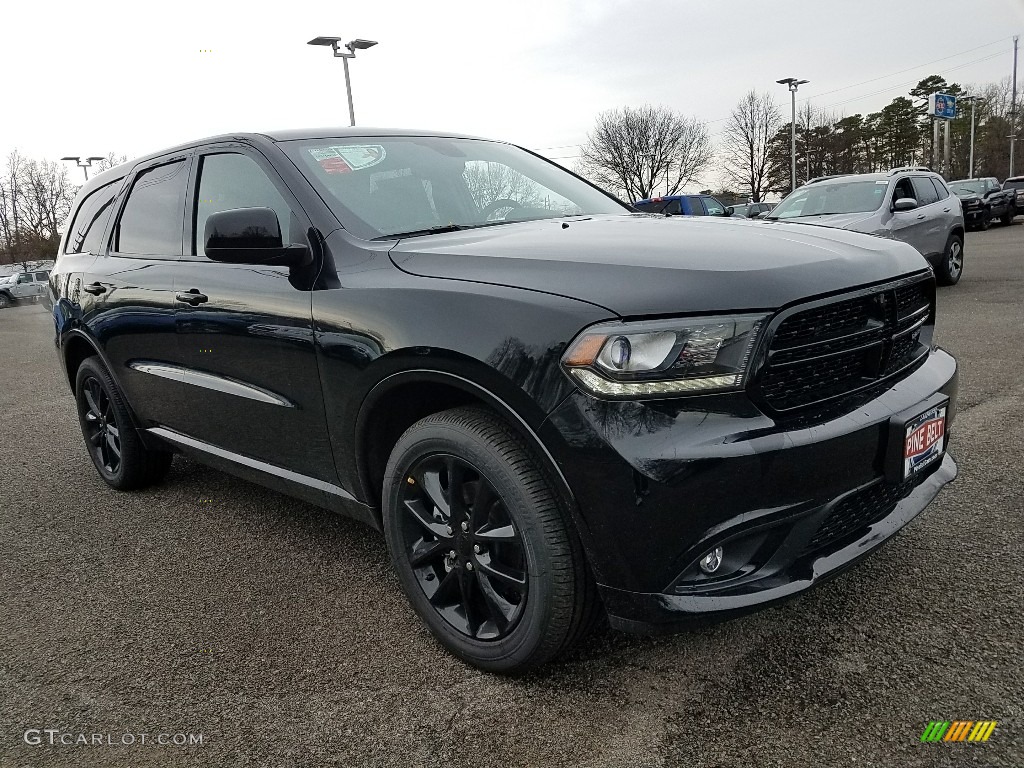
[62,330,105,393]
[354,369,592,549]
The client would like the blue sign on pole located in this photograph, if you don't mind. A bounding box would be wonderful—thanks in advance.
[929,93,957,120]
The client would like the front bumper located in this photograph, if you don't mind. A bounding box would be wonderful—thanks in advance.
[541,347,958,632]
[963,207,986,224]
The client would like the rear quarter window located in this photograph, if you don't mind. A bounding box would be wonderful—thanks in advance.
[64,181,122,254]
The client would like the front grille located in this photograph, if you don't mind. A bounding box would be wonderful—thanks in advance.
[757,276,933,411]
[801,479,917,556]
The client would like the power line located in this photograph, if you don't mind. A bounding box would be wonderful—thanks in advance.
[818,51,1008,111]
[809,37,1011,100]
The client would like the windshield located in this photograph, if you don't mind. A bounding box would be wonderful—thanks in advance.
[279,136,628,240]
[950,181,984,195]
[1005,179,1024,190]
[769,180,888,219]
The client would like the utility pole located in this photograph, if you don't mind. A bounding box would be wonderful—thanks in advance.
[1010,35,1018,177]
[962,96,978,178]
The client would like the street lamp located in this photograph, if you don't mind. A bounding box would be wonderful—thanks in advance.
[60,156,105,182]
[777,77,809,193]
[960,96,978,179]
[307,36,378,127]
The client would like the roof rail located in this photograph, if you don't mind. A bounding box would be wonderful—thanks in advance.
[888,166,931,176]
[805,174,851,184]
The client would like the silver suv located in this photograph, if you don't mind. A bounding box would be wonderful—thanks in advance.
[0,270,50,308]
[765,168,966,285]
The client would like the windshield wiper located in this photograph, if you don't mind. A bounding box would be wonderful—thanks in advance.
[374,224,464,241]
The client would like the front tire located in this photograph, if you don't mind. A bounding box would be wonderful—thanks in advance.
[382,407,597,674]
[75,357,172,490]
[0,293,10,309]
[935,234,963,286]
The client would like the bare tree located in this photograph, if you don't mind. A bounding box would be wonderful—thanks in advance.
[720,91,781,202]
[577,105,713,201]
[0,150,77,266]
[463,161,543,211]
[93,152,130,174]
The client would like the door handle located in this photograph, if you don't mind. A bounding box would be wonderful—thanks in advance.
[943,208,950,212]
[916,214,926,220]
[82,282,107,295]
[175,289,209,306]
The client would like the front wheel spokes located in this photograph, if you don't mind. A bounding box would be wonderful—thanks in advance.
[409,538,449,568]
[473,552,527,593]
[404,497,453,541]
[476,571,519,633]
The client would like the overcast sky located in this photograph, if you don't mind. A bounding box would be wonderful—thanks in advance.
[2,0,1021,187]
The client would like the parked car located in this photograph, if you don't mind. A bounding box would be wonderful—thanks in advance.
[765,168,966,285]
[49,129,958,673]
[0,270,50,308]
[633,194,736,217]
[1002,175,1024,216]
[948,178,1015,229]
[727,202,774,218]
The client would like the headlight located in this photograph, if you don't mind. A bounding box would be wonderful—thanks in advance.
[562,314,768,398]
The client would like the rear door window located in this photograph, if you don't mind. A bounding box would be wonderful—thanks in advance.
[686,197,706,215]
[929,179,949,200]
[114,160,189,256]
[911,178,939,206]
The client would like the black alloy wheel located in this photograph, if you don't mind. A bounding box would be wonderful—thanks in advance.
[383,407,600,674]
[81,375,121,476]
[75,357,173,490]
[397,453,528,641]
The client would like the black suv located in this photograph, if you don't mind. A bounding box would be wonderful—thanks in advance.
[49,129,958,673]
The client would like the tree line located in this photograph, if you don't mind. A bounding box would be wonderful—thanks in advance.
[0,152,124,267]
[578,73,1020,203]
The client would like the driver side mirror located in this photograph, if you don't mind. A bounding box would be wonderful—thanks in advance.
[204,207,311,267]
[893,198,918,212]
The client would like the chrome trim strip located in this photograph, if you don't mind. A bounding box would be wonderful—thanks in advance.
[129,361,293,407]
[147,427,355,501]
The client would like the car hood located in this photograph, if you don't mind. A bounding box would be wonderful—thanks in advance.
[388,215,928,317]
[953,192,981,202]
[767,211,880,231]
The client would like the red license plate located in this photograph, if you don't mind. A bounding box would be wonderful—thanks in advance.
[903,405,946,479]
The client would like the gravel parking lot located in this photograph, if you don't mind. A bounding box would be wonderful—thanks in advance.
[2,226,1022,768]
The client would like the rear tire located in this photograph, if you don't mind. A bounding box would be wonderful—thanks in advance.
[382,406,599,674]
[1000,210,1014,225]
[935,235,963,286]
[75,357,172,490]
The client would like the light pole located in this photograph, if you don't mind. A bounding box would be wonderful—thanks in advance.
[777,78,809,193]
[60,156,105,182]
[307,36,378,127]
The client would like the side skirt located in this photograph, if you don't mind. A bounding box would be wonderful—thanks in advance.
[147,426,380,530]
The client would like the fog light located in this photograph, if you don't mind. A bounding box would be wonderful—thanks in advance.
[699,546,724,574]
